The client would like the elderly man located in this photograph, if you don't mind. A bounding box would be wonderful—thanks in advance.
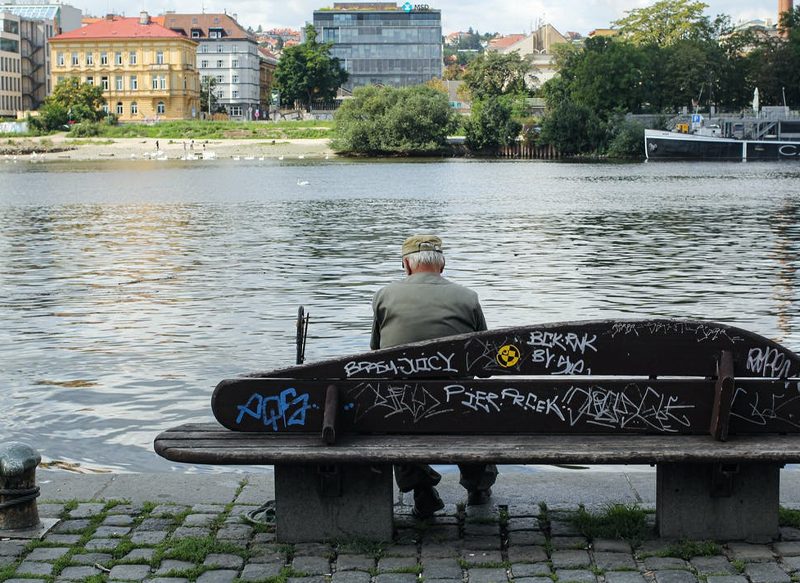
[371,234,498,518]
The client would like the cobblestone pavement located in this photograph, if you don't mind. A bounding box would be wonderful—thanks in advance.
[4,494,800,583]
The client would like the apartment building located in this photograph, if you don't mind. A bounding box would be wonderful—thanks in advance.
[312,2,443,91]
[160,13,261,118]
[49,12,200,121]
[0,12,21,116]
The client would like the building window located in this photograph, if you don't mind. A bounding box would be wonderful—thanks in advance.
[157,101,165,114]
[130,75,137,90]
[209,30,220,39]
[115,76,122,90]
[232,74,238,83]
[86,76,93,85]
[216,90,222,99]
[57,52,64,66]
[201,60,208,68]
[156,51,164,64]
[191,30,200,38]
[71,52,78,65]
[232,59,238,68]
[102,103,109,114]
[115,52,122,65]
[101,76,109,90]
[130,101,138,115]
[229,105,241,116]
[216,44,223,53]
[116,101,123,115]
[200,44,208,53]
[159,76,166,89]
[129,51,137,65]
[216,59,223,68]
[86,53,93,65]
[232,89,238,99]
[216,75,223,83]
[100,52,108,65]
[152,75,158,89]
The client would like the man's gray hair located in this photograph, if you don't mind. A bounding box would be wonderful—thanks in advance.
[407,250,445,270]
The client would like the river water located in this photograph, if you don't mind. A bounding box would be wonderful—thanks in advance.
[1,158,799,473]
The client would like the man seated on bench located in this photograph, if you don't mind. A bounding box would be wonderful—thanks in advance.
[371,234,498,518]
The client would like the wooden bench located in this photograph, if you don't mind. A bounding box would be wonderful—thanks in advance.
[155,319,800,542]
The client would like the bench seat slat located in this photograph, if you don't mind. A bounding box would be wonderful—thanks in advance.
[155,423,800,465]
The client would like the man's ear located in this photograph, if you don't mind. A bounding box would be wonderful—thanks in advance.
[403,257,411,276]
[440,258,445,273]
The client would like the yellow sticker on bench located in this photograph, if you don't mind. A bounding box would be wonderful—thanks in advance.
[497,344,521,368]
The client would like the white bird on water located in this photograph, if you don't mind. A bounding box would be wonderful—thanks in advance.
[297,179,310,186]
[278,155,284,161]
[298,154,305,159]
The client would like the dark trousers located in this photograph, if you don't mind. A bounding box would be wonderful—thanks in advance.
[394,463,498,493]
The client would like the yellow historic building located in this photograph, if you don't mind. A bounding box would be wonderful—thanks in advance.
[49,12,200,121]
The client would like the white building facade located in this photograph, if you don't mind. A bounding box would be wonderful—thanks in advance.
[0,12,22,116]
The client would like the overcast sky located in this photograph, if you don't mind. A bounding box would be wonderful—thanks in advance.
[82,0,785,35]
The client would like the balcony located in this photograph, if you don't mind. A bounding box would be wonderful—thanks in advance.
[149,63,170,70]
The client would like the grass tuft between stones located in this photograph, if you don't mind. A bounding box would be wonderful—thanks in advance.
[659,540,721,561]
[780,507,800,528]
[570,503,650,545]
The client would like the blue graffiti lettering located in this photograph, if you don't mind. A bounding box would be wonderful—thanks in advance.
[235,388,312,431]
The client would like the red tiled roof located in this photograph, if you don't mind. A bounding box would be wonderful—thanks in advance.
[51,16,187,40]
[488,34,525,49]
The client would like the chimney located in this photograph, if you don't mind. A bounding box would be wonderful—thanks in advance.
[139,11,150,25]
[779,0,793,37]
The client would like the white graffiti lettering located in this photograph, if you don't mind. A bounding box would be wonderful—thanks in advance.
[746,346,793,378]
[527,331,598,354]
[344,351,457,378]
[347,382,453,422]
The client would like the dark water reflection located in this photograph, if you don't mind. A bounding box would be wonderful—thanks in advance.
[1,159,799,472]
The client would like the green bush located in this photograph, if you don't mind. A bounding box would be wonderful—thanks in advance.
[464,95,522,153]
[607,118,646,159]
[68,121,101,137]
[331,85,458,155]
[540,100,607,155]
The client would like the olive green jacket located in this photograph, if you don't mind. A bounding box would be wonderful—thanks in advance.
[370,273,487,350]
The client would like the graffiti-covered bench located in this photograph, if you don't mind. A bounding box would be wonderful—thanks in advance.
[154,319,800,542]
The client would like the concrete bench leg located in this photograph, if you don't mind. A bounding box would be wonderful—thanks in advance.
[656,462,779,540]
[274,463,393,543]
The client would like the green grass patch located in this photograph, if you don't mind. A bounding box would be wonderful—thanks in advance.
[336,539,385,558]
[732,559,746,574]
[571,504,649,545]
[659,540,721,560]
[780,507,800,528]
[159,535,247,563]
[87,120,334,140]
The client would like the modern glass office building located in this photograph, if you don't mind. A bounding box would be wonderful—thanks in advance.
[313,2,442,91]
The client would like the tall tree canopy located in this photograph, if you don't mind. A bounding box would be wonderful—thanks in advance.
[613,0,712,45]
[461,51,535,101]
[274,24,348,110]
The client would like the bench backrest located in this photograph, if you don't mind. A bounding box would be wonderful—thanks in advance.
[212,319,800,440]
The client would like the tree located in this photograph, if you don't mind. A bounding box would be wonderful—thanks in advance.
[331,85,458,155]
[274,23,348,110]
[461,51,535,101]
[464,95,521,152]
[30,77,105,132]
[200,76,222,115]
[613,0,712,46]
[539,100,606,155]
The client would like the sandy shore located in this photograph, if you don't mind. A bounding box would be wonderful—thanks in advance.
[1,134,336,161]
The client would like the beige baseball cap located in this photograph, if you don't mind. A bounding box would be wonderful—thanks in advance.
[402,235,443,257]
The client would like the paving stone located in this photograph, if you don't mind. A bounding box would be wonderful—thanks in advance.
[69,503,105,518]
[508,517,541,531]
[379,556,418,572]
[465,523,500,536]
[332,572,372,583]
[171,526,209,539]
[594,552,637,570]
[250,531,276,544]
[744,562,791,583]
[215,523,253,540]
[421,543,462,559]
[690,556,737,575]
[147,579,189,583]
[191,504,225,514]
[422,558,462,579]
[26,547,71,562]
[287,578,327,583]
[183,513,218,527]
[653,570,698,583]
[508,531,546,546]
[513,578,552,583]
[550,521,581,536]
[150,504,190,517]
[53,519,91,533]
[462,549,503,565]
[644,557,690,571]
[507,546,548,563]
[204,553,244,570]
[424,524,461,542]
[604,573,648,583]
[336,554,375,572]
[463,535,501,550]
[69,552,113,565]
[511,563,551,577]
[555,569,596,583]
[131,530,169,545]
[784,556,800,572]
[5,579,48,583]
[103,514,135,526]
[155,560,195,575]
[84,538,118,551]
[119,548,155,562]
[44,534,82,545]
[383,544,421,558]
[196,570,238,583]
[248,549,286,564]
[58,565,104,580]
[108,563,151,580]
[239,562,284,580]
[15,561,55,576]
[38,503,65,517]
[780,528,800,542]
[551,537,589,550]
[294,542,335,557]
[0,541,26,557]
[374,574,419,583]
[94,525,132,538]
[706,577,748,583]
[106,503,145,516]
[467,567,508,582]
[593,539,633,553]
[774,542,800,557]
[552,550,592,569]
[292,556,332,576]
[0,555,19,568]
[727,544,775,562]
[138,517,175,530]
[638,540,675,555]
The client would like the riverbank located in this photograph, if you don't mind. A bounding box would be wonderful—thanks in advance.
[3,468,800,582]
[0,134,336,161]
